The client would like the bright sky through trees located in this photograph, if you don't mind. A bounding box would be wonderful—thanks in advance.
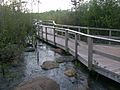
[24,0,72,13]
[0,0,72,12]
[39,0,72,12]
[0,0,88,12]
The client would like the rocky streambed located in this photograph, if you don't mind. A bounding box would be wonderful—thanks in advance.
[0,41,120,90]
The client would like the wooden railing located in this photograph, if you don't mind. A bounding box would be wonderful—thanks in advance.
[38,24,120,71]
[39,20,120,41]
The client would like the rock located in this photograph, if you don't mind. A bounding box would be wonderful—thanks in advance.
[15,76,60,90]
[74,85,88,90]
[25,47,35,52]
[64,68,76,77]
[41,61,59,70]
[56,56,74,63]
[51,48,64,54]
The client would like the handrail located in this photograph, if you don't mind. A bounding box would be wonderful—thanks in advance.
[37,21,120,83]
[40,20,120,32]
[39,24,120,67]
[41,25,120,43]
[39,20,120,44]
[56,24,120,32]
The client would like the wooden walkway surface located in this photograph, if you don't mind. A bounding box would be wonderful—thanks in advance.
[39,26,120,83]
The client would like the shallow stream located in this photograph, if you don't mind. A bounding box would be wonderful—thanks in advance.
[0,41,120,90]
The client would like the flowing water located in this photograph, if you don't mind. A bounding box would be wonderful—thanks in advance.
[0,41,120,90]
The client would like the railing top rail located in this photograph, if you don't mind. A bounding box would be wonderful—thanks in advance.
[41,25,120,43]
[40,20,120,32]
[55,24,120,32]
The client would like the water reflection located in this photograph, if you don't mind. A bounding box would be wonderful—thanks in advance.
[0,41,120,90]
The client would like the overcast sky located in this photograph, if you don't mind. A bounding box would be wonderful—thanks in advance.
[1,0,87,13]
[40,0,72,12]
[26,0,72,13]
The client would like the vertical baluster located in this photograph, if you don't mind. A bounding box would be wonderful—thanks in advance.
[109,30,112,45]
[87,28,90,35]
[41,26,43,39]
[65,29,68,52]
[88,37,93,71]
[38,25,40,37]
[45,27,47,41]
[53,28,56,45]
[75,33,78,59]
[87,28,90,43]
[78,28,81,41]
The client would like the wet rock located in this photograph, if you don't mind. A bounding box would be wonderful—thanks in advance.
[41,61,59,70]
[56,56,74,63]
[74,85,88,90]
[51,48,64,54]
[25,47,35,52]
[15,76,60,90]
[64,68,76,77]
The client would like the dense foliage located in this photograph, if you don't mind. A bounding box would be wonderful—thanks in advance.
[36,0,120,29]
[0,1,34,64]
[34,10,71,25]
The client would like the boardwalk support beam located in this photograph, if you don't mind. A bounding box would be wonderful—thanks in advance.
[88,37,93,71]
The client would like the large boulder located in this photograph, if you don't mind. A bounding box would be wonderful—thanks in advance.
[41,61,59,70]
[15,76,60,90]
[64,68,76,77]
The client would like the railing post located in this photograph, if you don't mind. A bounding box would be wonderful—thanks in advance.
[45,27,47,41]
[65,29,68,52]
[37,25,40,37]
[87,28,90,43]
[87,28,90,35]
[88,37,93,71]
[75,33,78,59]
[109,30,112,45]
[53,28,56,45]
[78,28,81,41]
[41,26,43,39]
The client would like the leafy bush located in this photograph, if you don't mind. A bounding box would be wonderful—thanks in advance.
[0,1,35,63]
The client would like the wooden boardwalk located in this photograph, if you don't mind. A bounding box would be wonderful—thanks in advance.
[38,25,120,83]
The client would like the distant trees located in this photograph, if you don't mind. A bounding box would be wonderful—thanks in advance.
[87,0,120,28]
[36,0,120,29]
[34,10,71,24]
